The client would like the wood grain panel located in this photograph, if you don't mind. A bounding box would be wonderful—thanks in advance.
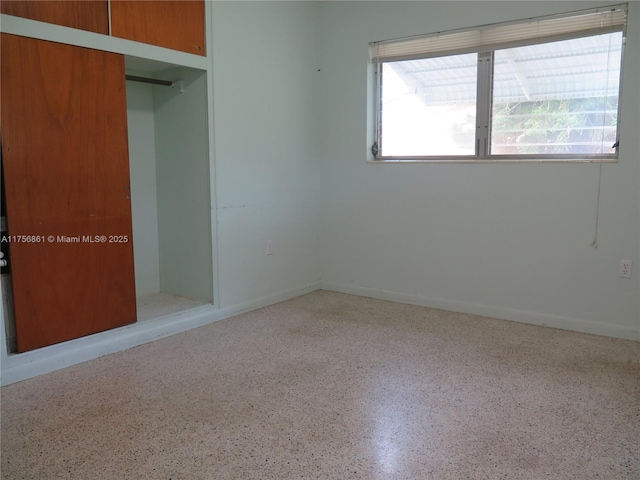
[1,34,137,352]
[0,1,109,34]
[110,0,205,56]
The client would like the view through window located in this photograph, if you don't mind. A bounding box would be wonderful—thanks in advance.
[373,5,626,161]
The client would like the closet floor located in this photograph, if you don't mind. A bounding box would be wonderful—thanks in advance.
[136,291,209,322]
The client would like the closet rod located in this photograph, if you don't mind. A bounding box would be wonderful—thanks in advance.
[125,75,173,87]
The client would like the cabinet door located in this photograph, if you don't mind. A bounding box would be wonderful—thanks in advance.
[0,1,109,34]
[110,0,205,56]
[1,34,137,352]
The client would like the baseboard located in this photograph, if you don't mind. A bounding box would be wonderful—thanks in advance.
[320,281,640,342]
[0,282,321,386]
[214,282,321,320]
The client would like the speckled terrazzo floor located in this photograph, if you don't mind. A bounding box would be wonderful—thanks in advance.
[1,291,639,479]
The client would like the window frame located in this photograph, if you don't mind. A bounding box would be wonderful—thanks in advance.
[370,5,627,163]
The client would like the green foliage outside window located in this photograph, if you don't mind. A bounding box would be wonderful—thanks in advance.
[491,97,618,155]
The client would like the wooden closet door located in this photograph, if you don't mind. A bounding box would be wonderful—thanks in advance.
[0,1,109,34]
[110,0,205,56]
[1,34,137,352]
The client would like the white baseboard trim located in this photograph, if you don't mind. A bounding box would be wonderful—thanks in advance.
[320,281,640,342]
[214,282,321,320]
[0,282,321,386]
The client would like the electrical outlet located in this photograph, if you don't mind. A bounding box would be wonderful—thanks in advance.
[266,241,273,256]
[619,260,632,278]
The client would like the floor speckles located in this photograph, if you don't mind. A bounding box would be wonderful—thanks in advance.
[2,291,639,479]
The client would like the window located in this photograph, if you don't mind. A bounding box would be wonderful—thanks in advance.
[371,5,627,162]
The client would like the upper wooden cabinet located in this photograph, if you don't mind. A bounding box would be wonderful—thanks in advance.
[110,0,205,56]
[0,0,205,56]
[0,1,109,35]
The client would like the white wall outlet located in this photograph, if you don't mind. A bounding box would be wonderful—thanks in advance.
[266,241,274,256]
[619,260,632,278]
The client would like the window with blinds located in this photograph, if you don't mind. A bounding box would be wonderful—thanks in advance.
[370,4,627,161]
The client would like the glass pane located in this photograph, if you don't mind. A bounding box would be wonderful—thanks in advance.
[380,54,477,157]
[491,33,622,155]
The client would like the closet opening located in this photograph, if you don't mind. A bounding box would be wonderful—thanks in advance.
[125,56,214,322]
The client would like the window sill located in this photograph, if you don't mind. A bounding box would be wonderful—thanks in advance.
[368,156,618,164]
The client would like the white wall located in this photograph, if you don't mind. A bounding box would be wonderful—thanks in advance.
[318,1,640,339]
[154,67,214,302]
[126,81,161,297]
[211,1,322,308]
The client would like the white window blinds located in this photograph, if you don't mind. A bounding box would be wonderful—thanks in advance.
[371,4,627,63]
